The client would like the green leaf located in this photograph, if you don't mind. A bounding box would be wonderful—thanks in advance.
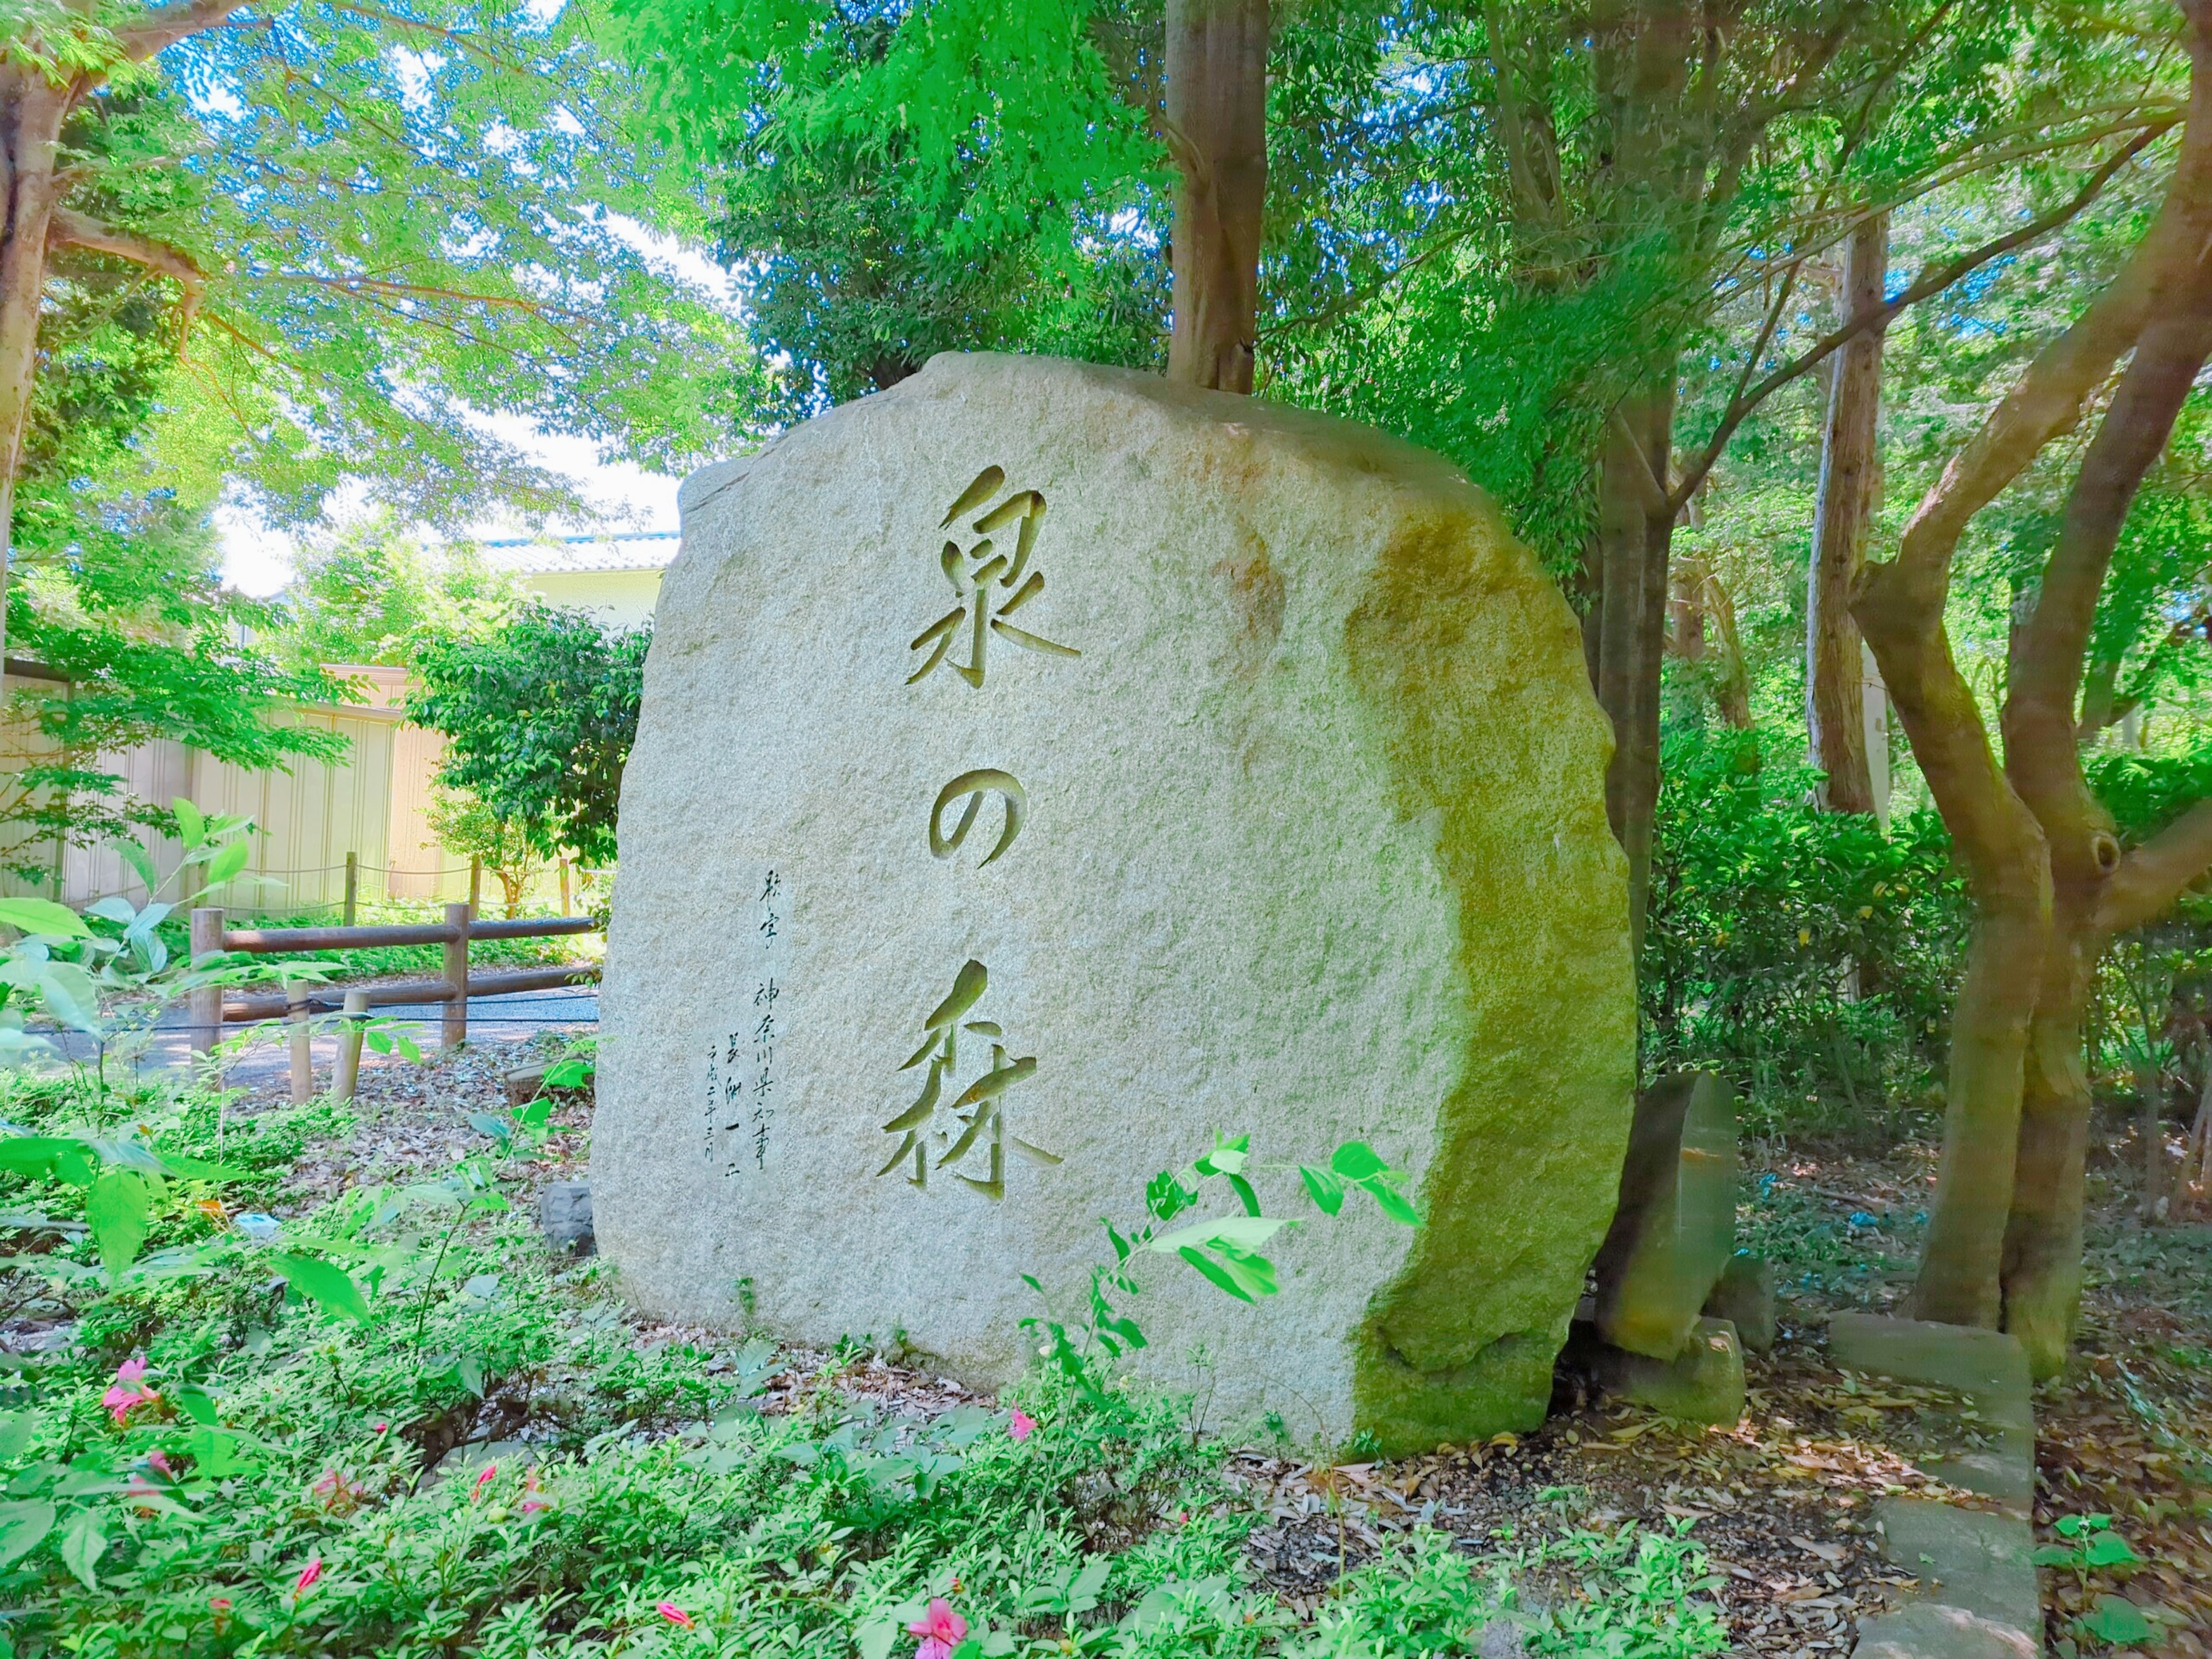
[59,1505,106,1589]
[34,963,101,1034]
[1146,1214,1287,1257]
[114,840,158,895]
[0,1138,72,1178]
[2081,1597,2154,1646]
[2033,1544,2082,1566]
[0,899,89,939]
[0,1500,54,1570]
[268,1252,370,1321]
[0,1409,36,1461]
[172,1385,219,1427]
[1298,1165,1345,1215]
[86,1170,150,1279]
[1357,1175,1425,1227]
[171,797,206,848]
[2082,1532,2140,1567]
[1226,1173,1261,1217]
[203,840,251,889]
[1330,1141,1387,1181]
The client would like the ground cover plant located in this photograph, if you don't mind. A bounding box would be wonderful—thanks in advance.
[0,1059,1735,1659]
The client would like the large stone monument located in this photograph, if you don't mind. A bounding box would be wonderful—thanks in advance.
[594,353,1634,1453]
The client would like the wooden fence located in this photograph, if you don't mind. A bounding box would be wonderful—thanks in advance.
[186,904,601,1100]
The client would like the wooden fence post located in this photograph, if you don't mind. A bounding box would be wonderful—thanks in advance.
[188,907,225,1054]
[442,901,471,1051]
[343,852,358,927]
[334,988,368,1101]
[285,977,313,1102]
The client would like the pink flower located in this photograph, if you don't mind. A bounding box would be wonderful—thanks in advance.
[146,1449,174,1477]
[472,1463,498,1499]
[210,1597,233,1634]
[1009,1409,1036,1443]
[372,1421,388,1434]
[657,1601,694,1630]
[292,1558,322,1598]
[519,1472,548,1516]
[908,1597,967,1659]
[103,1355,158,1426]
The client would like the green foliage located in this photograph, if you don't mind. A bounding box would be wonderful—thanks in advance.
[267,522,522,672]
[1644,727,1967,1135]
[423,789,550,921]
[1024,1134,1420,1409]
[408,606,650,866]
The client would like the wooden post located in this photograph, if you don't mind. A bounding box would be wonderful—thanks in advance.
[468,857,482,918]
[442,901,471,1051]
[343,851,358,927]
[285,978,313,1103]
[188,907,225,1054]
[334,988,368,1101]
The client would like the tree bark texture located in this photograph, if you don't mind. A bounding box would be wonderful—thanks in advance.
[1,2,238,671]
[1164,0,1267,393]
[1807,212,1887,814]
[1854,3,2212,1365]
[1593,390,1675,949]
[0,74,71,674]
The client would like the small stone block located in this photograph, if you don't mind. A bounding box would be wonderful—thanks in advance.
[1829,1315,2034,1511]
[1827,1313,2031,1406]
[1593,1073,1740,1360]
[1703,1252,1775,1354]
[539,1181,594,1254]
[1594,1316,1744,1425]
[503,1062,552,1108]
[1874,1498,2039,1633]
[1851,1604,2037,1659]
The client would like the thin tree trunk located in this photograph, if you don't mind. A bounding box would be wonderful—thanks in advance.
[1164,0,1268,393]
[0,78,72,674]
[1594,391,1676,949]
[1808,212,1887,813]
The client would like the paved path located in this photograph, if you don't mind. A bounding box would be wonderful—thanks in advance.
[44,987,599,1089]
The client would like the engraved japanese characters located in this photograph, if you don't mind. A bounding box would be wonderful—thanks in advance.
[593,353,1634,1452]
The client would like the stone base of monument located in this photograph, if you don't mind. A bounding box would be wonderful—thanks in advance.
[1831,1315,2040,1659]
[1703,1253,1776,1354]
[1566,1315,1745,1425]
[1592,1073,1740,1359]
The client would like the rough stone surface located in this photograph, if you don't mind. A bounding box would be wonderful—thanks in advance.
[1874,1498,2039,1634]
[1704,1253,1777,1354]
[1828,1313,2033,1510]
[1851,1604,2039,1659]
[1588,1316,1745,1425]
[1592,1073,1739,1359]
[539,1181,594,1254]
[594,352,1635,1451]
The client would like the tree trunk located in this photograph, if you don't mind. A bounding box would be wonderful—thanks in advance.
[0,77,72,673]
[1164,0,1268,393]
[1808,213,1887,813]
[1993,287,2212,1369]
[1592,390,1676,949]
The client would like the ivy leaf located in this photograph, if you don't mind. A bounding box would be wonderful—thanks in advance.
[2081,1597,2153,1646]
[2082,1532,2141,1567]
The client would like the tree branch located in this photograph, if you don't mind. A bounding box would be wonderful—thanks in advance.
[1669,117,2177,514]
[114,0,252,63]
[46,207,205,337]
[2101,799,2212,934]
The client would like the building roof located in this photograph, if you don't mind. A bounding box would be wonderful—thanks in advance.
[476,532,680,577]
